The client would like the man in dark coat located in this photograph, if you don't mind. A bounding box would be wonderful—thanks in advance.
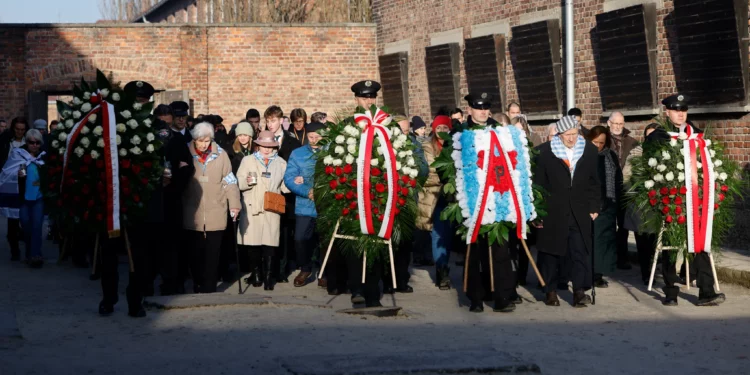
[533,115,600,307]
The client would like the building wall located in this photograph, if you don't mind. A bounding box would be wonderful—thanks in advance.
[0,24,377,125]
[372,0,750,165]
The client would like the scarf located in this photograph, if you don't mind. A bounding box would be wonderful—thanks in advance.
[197,148,212,164]
[600,148,617,200]
[610,132,623,158]
[0,148,46,187]
[550,134,585,179]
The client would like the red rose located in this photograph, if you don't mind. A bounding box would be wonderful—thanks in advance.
[90,95,101,105]
[132,165,141,175]
[669,187,678,196]
[141,178,148,185]
[649,199,657,206]
[333,166,342,176]
[371,167,382,177]
[329,180,338,189]
[121,206,127,213]
[346,191,355,200]
[87,200,95,208]
[97,182,105,192]
[661,196,670,205]
[96,160,104,169]
[401,175,409,184]
[375,183,386,193]
[143,161,153,169]
[394,207,401,215]
[718,193,725,202]
[377,214,384,222]
[57,199,63,207]
[325,166,334,175]
[343,164,353,174]
[677,216,686,225]
[662,206,670,214]
[81,185,91,194]
[398,198,406,206]
[665,215,673,224]
[674,196,683,205]
[96,214,103,221]
[121,160,131,169]
[400,187,409,196]
[123,187,131,196]
[335,193,344,200]
[349,201,357,209]
[133,195,141,203]
[409,179,416,188]
[373,207,379,214]
[715,203,720,210]
[342,208,350,216]
[660,187,669,195]
[355,214,360,220]
[675,206,683,215]
[721,185,728,192]
[80,166,89,174]
[339,176,347,184]
[83,155,92,165]
[65,170,73,177]
[680,186,687,195]
[350,179,357,188]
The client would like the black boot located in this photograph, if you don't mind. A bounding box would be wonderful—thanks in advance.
[437,266,451,290]
[263,256,275,291]
[662,286,679,306]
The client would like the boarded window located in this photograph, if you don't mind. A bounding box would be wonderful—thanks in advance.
[673,0,749,107]
[425,43,461,117]
[464,34,506,115]
[595,4,658,112]
[378,52,409,115]
[510,20,562,116]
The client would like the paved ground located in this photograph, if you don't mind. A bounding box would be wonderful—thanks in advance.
[2,219,750,374]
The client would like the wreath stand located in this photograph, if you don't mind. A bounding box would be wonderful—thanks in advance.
[318,219,397,289]
[66,230,135,275]
[462,238,545,293]
[647,228,720,292]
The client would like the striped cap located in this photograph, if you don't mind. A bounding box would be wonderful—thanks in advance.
[555,115,578,134]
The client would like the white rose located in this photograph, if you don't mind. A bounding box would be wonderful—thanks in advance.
[657,164,667,172]
[665,172,674,181]
[93,126,103,136]
[408,169,418,178]
[146,133,155,142]
[51,140,59,149]
[678,172,685,182]
[335,135,346,144]
[357,120,368,129]
[81,126,90,135]
[120,110,131,119]
[119,148,127,157]
[662,151,671,160]
[130,147,142,155]
[371,158,379,167]
[393,141,404,150]
[397,134,407,143]
[710,150,716,158]
[58,132,68,142]
[127,119,138,129]
[392,127,401,136]
[116,135,121,145]
[669,138,678,147]
[116,124,126,133]
[654,173,664,182]
[72,97,82,105]
[697,162,702,169]
[112,93,120,101]
[81,103,92,113]
[83,92,91,100]
[714,159,722,167]
[62,110,71,118]
[334,146,345,155]
[323,155,333,165]
[133,102,142,110]
[406,150,413,156]
[143,119,152,128]
[705,140,712,147]
[398,151,406,158]
[396,161,402,170]
[65,119,74,128]
[648,158,657,167]
[99,88,109,98]
[644,180,654,189]
[407,157,415,166]
[678,133,688,140]
[74,147,84,157]
[80,138,90,148]
[73,111,81,119]
[88,114,97,124]
[347,144,357,154]
[676,162,684,170]
[90,150,100,159]
[719,172,728,181]
[345,154,355,164]
[332,159,343,166]
[377,147,384,156]
[97,139,105,148]
[346,137,357,145]
[131,135,142,145]
[146,144,155,153]
[58,148,65,155]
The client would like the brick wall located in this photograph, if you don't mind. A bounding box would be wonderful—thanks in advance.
[373,0,750,166]
[0,24,377,125]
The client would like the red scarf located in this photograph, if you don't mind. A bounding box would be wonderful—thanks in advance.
[197,148,212,164]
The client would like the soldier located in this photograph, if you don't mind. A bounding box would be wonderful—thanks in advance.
[454,92,501,132]
[169,101,192,143]
[655,93,725,307]
[123,81,155,104]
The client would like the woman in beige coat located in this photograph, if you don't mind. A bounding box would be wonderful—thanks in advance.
[236,130,290,291]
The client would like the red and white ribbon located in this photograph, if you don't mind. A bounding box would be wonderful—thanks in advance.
[61,92,120,237]
[354,108,398,239]
[669,125,715,253]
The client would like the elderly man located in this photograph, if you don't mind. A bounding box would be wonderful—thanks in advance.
[607,111,639,270]
[534,116,600,307]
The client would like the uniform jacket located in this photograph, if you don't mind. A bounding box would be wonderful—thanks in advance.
[533,141,601,256]
[283,144,318,218]
[236,153,290,246]
[182,142,241,232]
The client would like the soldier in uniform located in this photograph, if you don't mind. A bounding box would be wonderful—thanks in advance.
[169,101,193,143]
[651,94,726,307]
[123,81,155,104]
[453,92,501,132]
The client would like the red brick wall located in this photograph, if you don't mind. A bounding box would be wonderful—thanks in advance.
[373,0,750,166]
[0,24,376,125]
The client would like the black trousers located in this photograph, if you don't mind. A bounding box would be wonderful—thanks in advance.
[100,230,147,308]
[295,216,318,272]
[161,223,187,292]
[278,213,296,278]
[509,236,529,285]
[539,226,592,293]
[324,243,349,293]
[662,251,716,298]
[391,238,411,288]
[217,214,236,280]
[187,230,224,293]
[466,236,517,305]
[616,210,630,266]
[7,218,20,257]
[635,233,657,282]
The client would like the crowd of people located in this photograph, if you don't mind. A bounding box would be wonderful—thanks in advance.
[0,79,725,318]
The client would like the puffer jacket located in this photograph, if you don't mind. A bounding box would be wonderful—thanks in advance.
[283,144,318,218]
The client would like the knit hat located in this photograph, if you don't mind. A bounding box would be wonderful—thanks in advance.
[431,115,452,133]
[410,116,426,131]
[32,119,47,130]
[555,115,578,134]
[306,121,326,134]
[235,122,254,137]
[254,130,279,148]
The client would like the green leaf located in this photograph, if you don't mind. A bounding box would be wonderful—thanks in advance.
[96,69,112,91]
[500,225,509,243]
[80,77,90,93]
[56,100,72,118]
[488,227,497,245]
[438,132,451,141]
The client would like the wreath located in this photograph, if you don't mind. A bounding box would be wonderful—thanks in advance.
[42,70,164,236]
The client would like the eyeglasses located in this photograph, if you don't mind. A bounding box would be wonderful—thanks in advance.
[27,141,40,145]
[610,122,625,126]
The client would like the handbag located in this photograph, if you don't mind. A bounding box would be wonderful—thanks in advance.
[263,191,286,214]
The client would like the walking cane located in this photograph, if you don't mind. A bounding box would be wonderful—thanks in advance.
[591,220,596,305]
[233,215,242,294]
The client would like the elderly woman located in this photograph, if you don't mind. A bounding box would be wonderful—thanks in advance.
[182,122,241,294]
[236,130,290,291]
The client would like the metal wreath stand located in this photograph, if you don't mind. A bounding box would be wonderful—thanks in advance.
[647,226,720,292]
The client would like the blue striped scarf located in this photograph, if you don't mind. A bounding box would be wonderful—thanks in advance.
[550,134,585,179]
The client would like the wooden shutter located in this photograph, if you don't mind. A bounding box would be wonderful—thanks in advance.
[595,4,658,112]
[510,20,562,116]
[464,34,506,115]
[425,43,461,117]
[27,91,48,125]
[378,52,409,115]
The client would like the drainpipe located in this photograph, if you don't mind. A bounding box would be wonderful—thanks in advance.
[565,0,575,111]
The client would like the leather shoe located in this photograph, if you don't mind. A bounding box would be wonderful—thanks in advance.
[98,301,115,316]
[593,278,609,288]
[128,306,147,318]
[293,271,312,287]
[328,289,343,296]
[573,290,592,308]
[512,294,523,304]
[317,278,327,289]
[545,292,560,306]
[351,293,365,304]
[469,302,484,313]
[395,285,413,293]
[493,301,516,313]
[697,293,726,306]
[662,297,678,306]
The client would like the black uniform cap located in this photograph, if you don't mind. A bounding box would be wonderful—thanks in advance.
[169,101,190,117]
[662,94,690,111]
[306,121,326,133]
[351,80,381,98]
[124,81,155,99]
[153,104,173,117]
[464,92,493,110]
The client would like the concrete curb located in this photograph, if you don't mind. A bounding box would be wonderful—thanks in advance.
[144,293,332,310]
[626,248,750,288]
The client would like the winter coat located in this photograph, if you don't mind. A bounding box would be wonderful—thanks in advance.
[596,149,624,211]
[182,142,241,233]
[236,153,290,247]
[290,127,309,146]
[533,141,601,256]
[283,144,318,218]
[231,145,252,175]
[416,138,443,231]
[610,128,639,170]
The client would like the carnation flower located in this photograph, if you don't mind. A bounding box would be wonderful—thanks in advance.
[99,88,109,98]
[392,127,401,136]
[119,148,127,157]
[65,119,74,128]
[398,151,406,158]
[705,140,712,147]
[58,148,65,155]
[397,134,407,143]
[345,154,355,164]
[120,110,131,119]
[676,162,684,170]
[51,140,59,149]
[335,135,345,144]
[62,110,72,118]
[146,133,155,142]
[146,144,155,153]
[112,93,120,101]
[710,150,716,158]
[665,172,674,181]
[346,137,357,145]
[678,172,685,182]
[81,103,92,113]
[407,157,415,166]
[323,155,333,165]
[648,158,657,167]
[80,138,90,148]
[143,119,152,127]
[332,159,343,166]
[133,102,142,110]
[74,147,84,157]
[371,158,379,167]
[73,111,81,119]
[334,146,345,155]
[393,141,404,150]
[344,125,358,136]
[58,132,68,142]
[357,120,368,129]
[662,151,671,160]
[130,146,142,155]
[116,135,121,145]
[116,124,126,133]
[644,180,655,189]
[72,97,82,105]
[406,150,413,156]
[408,169,418,178]
[347,145,357,154]
[657,164,667,172]
[88,114,97,124]
[81,126,90,135]
[83,92,91,100]
[131,135,142,145]
[93,126,103,136]
[90,150,100,159]
[713,159,722,167]
[719,172,728,181]
[127,119,138,129]
[654,173,664,182]
[97,139,105,148]
[670,139,678,147]
[396,161,402,170]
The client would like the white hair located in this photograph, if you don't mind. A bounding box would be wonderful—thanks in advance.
[608,111,624,122]
[190,122,214,140]
[25,129,44,145]
[547,123,557,133]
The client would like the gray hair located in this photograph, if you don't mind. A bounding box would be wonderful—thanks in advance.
[608,111,624,122]
[190,122,215,140]
[547,123,557,133]
[25,129,43,145]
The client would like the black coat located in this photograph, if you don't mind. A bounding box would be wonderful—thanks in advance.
[533,141,601,256]
[596,149,623,210]
[231,146,252,175]
[289,127,309,146]
[163,130,195,226]
[278,130,301,162]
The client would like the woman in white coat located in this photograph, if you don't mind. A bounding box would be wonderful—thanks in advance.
[236,130,290,291]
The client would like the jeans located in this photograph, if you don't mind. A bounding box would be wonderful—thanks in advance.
[431,197,451,267]
[19,199,44,259]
